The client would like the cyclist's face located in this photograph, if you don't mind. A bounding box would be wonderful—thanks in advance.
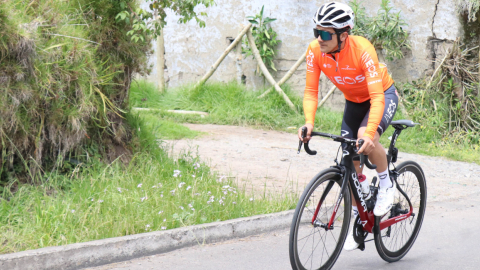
[316,26,344,53]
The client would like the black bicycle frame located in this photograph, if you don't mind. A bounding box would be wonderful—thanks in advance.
[309,128,414,234]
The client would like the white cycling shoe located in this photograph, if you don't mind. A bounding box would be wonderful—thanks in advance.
[374,181,396,216]
[344,229,359,251]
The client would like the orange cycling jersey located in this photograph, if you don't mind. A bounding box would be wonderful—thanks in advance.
[304,35,394,140]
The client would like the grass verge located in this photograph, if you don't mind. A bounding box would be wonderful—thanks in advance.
[0,113,296,254]
[130,80,480,164]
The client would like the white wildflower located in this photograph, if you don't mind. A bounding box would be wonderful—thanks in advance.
[163,219,166,222]
[219,199,224,205]
[161,226,167,230]
[141,197,147,202]
[173,170,181,177]
[186,186,192,191]
[117,187,122,193]
[192,174,195,178]
[232,202,236,205]
[158,211,163,215]
[91,198,94,202]
[194,193,201,196]
[98,200,104,203]
[71,209,75,213]
[223,191,228,195]
[188,203,193,208]
[137,183,142,188]
[207,195,215,204]
[249,197,254,202]
[191,208,195,211]
[179,206,184,210]
[170,189,176,195]
[178,182,186,188]
[193,163,200,170]
[207,191,211,195]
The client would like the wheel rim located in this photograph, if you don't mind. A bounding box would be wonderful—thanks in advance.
[377,164,425,255]
[293,175,349,270]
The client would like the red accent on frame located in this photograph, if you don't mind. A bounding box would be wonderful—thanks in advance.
[379,212,412,230]
[327,200,341,228]
[312,198,325,224]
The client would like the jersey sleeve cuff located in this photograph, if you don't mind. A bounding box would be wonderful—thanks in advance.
[365,131,375,141]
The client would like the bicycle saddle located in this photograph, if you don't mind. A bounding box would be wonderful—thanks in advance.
[390,120,417,127]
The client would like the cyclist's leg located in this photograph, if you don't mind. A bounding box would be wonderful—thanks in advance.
[356,128,386,171]
[358,84,399,216]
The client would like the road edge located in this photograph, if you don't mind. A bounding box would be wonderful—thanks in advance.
[0,210,294,270]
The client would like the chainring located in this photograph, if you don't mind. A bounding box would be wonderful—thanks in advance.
[353,215,368,244]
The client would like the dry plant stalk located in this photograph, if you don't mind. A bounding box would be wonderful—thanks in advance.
[194,23,252,88]
[246,29,297,112]
[257,51,307,99]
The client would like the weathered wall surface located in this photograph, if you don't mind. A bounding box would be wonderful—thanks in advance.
[144,0,462,110]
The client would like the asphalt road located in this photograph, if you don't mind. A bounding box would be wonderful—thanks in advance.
[87,193,480,270]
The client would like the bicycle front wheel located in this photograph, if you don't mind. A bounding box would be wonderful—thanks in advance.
[374,161,427,262]
[289,168,351,270]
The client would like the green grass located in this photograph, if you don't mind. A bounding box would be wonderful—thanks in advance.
[130,80,480,164]
[0,113,296,254]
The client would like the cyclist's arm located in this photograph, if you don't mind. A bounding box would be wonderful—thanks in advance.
[361,46,385,140]
[304,45,321,127]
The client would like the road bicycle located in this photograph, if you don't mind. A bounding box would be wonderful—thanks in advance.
[289,120,427,270]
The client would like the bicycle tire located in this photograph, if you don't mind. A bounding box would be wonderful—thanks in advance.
[373,161,427,262]
[289,168,351,270]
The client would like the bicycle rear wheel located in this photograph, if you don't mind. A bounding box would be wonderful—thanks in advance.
[289,168,351,270]
[374,161,427,262]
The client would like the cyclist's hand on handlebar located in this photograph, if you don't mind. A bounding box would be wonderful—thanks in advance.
[298,123,314,143]
[357,136,375,154]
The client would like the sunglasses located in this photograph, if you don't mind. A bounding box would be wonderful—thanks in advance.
[313,29,336,41]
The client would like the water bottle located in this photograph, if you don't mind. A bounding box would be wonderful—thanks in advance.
[358,173,371,200]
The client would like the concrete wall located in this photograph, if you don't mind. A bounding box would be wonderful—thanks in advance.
[144,0,463,110]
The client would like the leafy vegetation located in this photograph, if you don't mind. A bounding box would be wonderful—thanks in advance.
[0,0,153,183]
[0,113,296,254]
[242,5,280,80]
[115,0,215,42]
[349,0,410,61]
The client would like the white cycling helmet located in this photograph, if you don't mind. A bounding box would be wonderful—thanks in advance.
[313,2,355,30]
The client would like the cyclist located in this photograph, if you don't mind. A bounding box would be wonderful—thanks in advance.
[297,2,398,251]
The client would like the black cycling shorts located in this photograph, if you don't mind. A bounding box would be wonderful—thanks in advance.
[340,84,398,139]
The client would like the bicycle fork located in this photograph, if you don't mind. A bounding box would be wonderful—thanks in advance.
[311,169,349,231]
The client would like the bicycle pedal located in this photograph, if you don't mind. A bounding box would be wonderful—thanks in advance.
[358,243,365,251]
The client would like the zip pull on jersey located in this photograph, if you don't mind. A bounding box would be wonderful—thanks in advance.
[303,36,394,140]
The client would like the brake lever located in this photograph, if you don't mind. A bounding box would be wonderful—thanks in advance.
[297,127,305,154]
[298,127,317,155]
[356,139,377,170]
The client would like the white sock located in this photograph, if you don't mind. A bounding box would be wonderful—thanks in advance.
[352,205,358,218]
[378,169,392,188]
